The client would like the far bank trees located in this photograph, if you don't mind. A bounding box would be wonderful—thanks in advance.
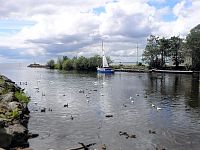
[46,59,55,69]
[186,24,200,70]
[46,55,112,71]
[143,24,200,70]
[142,35,183,69]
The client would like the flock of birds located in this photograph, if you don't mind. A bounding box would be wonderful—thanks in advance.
[28,78,163,116]
[128,95,162,111]
[19,77,166,150]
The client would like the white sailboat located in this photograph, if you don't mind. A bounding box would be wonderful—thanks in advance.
[97,42,114,73]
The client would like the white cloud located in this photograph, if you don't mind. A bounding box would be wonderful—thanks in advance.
[173,0,187,17]
[0,0,199,63]
[99,1,155,37]
[155,0,200,37]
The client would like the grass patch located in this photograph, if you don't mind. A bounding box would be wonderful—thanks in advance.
[0,109,20,120]
[1,88,9,95]
[0,78,4,84]
[11,108,20,119]
[0,113,7,119]
[14,91,30,104]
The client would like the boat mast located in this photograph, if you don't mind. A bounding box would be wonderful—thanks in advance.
[102,41,103,52]
[102,41,109,68]
[136,43,138,65]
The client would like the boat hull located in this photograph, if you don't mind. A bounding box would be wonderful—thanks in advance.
[97,68,114,74]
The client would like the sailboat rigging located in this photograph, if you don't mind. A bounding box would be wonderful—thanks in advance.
[97,42,114,74]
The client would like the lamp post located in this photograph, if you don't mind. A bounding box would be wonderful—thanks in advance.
[136,43,138,65]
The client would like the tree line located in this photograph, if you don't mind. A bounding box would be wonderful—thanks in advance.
[142,24,200,70]
[46,55,112,71]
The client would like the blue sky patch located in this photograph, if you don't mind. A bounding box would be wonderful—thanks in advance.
[162,11,177,22]
[148,0,181,9]
[0,47,28,59]
[148,0,192,22]
[184,0,192,8]
[0,29,21,36]
[93,6,106,15]
[0,19,35,36]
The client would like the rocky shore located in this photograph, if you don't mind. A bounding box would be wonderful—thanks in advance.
[0,75,32,149]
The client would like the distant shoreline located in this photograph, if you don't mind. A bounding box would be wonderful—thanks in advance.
[27,63,199,75]
[27,63,48,68]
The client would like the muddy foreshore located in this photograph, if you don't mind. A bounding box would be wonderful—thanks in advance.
[0,75,35,150]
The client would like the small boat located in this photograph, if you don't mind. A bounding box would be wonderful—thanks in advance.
[97,42,114,74]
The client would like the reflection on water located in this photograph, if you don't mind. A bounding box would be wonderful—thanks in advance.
[0,64,200,150]
[146,73,200,108]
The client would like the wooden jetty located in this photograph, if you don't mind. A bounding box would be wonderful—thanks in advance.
[114,69,149,73]
[114,68,198,74]
[150,69,194,74]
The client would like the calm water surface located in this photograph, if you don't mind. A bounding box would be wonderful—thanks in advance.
[0,64,200,150]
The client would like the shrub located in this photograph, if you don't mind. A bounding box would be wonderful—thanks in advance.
[137,62,143,66]
[62,59,73,70]
[46,59,55,69]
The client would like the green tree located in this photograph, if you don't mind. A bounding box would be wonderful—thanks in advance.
[76,56,88,70]
[63,56,69,61]
[169,36,184,69]
[56,57,64,70]
[181,41,192,70]
[158,37,171,68]
[46,59,55,69]
[186,24,200,70]
[62,59,73,70]
[106,56,113,65]
[48,55,112,71]
[142,35,160,68]
[88,55,102,70]
[72,56,78,70]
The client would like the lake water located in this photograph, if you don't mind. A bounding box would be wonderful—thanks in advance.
[0,64,200,150]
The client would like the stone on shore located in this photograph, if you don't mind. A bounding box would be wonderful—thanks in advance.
[0,75,31,149]
[1,92,15,102]
[0,128,12,148]
[6,124,29,147]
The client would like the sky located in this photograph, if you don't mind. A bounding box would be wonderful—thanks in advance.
[0,0,199,63]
